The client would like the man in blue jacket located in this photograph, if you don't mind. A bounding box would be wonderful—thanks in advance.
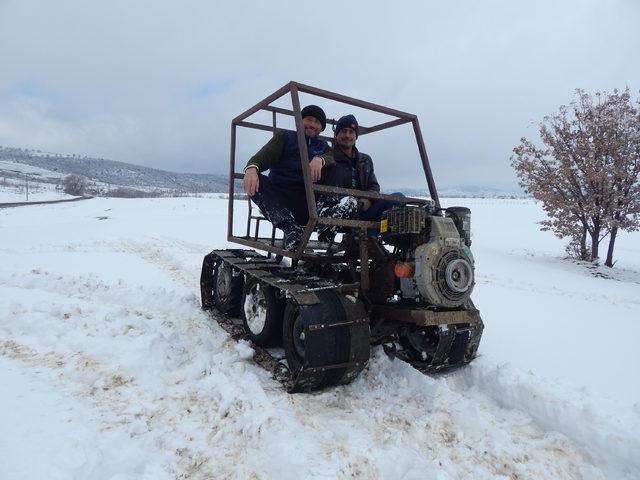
[242,105,329,250]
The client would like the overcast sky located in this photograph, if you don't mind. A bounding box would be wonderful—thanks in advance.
[1,0,638,190]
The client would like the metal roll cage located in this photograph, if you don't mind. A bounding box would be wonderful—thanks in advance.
[226,81,440,263]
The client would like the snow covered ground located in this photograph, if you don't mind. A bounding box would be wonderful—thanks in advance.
[0,159,67,181]
[0,178,74,203]
[0,160,73,202]
[0,197,638,479]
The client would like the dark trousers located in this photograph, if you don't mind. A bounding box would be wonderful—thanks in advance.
[251,176,404,238]
[249,174,308,230]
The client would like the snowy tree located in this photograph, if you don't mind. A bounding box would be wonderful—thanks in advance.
[512,89,640,266]
[64,174,87,196]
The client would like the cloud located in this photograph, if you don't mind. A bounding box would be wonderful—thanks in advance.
[1,0,639,187]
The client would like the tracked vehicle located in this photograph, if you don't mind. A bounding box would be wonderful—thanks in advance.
[200,82,484,392]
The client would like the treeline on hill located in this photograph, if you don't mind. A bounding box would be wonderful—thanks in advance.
[62,173,200,198]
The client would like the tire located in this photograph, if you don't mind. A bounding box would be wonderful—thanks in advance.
[282,290,353,387]
[241,277,284,347]
[211,259,243,316]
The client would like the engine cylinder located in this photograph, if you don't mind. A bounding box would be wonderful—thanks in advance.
[445,207,471,246]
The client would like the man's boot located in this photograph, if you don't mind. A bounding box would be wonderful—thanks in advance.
[281,222,303,251]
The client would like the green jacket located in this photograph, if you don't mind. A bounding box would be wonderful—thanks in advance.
[244,132,286,172]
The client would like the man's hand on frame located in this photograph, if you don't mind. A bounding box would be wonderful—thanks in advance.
[309,156,324,183]
[243,167,259,196]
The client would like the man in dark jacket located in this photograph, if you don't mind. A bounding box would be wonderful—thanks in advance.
[316,114,396,241]
[242,105,329,250]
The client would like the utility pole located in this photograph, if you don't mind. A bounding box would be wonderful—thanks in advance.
[25,173,29,202]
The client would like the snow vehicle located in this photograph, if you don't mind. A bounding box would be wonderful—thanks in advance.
[200,82,484,392]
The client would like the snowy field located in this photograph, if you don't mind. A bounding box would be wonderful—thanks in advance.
[0,197,638,479]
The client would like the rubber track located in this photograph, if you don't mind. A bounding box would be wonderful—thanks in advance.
[210,308,483,390]
[208,311,296,390]
[203,250,483,389]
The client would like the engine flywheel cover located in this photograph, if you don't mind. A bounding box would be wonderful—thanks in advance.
[414,243,475,308]
[444,258,473,293]
[435,250,474,303]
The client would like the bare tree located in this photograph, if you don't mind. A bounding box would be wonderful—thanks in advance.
[512,89,640,266]
[63,174,87,196]
[596,91,640,266]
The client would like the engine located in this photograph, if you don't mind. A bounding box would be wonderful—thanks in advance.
[380,206,475,308]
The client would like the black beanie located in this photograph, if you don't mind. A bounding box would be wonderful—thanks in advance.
[335,114,359,139]
[300,105,327,131]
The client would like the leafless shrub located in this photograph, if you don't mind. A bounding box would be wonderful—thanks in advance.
[63,174,87,196]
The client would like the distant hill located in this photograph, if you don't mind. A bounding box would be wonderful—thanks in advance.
[437,184,526,198]
[0,146,227,193]
[386,184,526,199]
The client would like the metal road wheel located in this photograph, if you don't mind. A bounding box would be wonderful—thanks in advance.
[401,325,441,362]
[211,259,243,316]
[241,277,284,347]
[291,313,307,360]
[282,301,306,374]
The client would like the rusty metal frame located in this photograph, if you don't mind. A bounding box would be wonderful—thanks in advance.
[226,81,441,272]
[370,305,482,326]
